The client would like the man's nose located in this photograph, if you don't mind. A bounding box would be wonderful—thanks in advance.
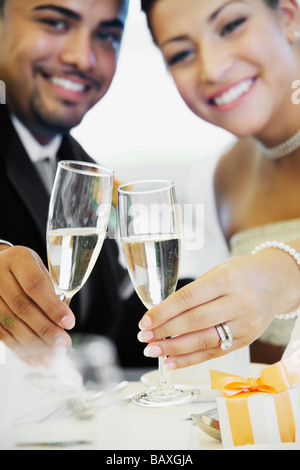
[59,29,97,71]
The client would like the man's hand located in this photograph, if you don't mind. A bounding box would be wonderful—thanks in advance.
[0,244,75,365]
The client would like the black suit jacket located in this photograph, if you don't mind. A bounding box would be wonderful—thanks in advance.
[0,105,154,367]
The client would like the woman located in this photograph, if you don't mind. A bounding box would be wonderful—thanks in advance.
[138,0,300,367]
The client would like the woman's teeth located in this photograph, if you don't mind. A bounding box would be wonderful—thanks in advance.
[213,78,254,106]
[50,76,87,92]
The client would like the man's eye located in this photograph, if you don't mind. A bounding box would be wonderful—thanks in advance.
[40,18,67,31]
[96,30,121,46]
[167,50,193,66]
[221,17,246,36]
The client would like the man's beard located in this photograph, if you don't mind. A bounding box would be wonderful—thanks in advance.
[29,90,86,136]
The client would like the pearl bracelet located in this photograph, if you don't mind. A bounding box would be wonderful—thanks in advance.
[251,241,300,320]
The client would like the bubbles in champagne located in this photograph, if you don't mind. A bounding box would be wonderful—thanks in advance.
[121,234,180,309]
[47,227,106,300]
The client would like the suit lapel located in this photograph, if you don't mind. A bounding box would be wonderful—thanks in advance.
[4,115,50,240]
[57,133,94,164]
[2,110,82,241]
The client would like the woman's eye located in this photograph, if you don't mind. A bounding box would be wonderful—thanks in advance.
[221,17,246,36]
[167,50,193,66]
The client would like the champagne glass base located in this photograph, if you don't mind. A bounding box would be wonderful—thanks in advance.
[131,385,200,408]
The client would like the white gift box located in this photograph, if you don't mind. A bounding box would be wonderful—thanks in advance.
[216,387,300,448]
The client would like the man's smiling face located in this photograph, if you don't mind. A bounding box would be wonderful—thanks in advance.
[0,0,128,142]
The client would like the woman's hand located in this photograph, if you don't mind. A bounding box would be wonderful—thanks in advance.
[137,249,300,369]
[0,244,75,365]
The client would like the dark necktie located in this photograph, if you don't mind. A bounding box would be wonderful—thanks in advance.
[36,157,55,194]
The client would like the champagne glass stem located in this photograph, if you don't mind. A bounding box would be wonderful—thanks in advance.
[158,355,172,390]
[58,293,71,306]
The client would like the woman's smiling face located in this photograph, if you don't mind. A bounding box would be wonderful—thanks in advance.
[149,0,300,140]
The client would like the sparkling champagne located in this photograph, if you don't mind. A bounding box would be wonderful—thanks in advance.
[121,234,180,309]
[47,227,106,300]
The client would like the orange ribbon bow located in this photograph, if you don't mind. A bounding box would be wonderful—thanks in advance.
[210,357,300,446]
[210,356,300,396]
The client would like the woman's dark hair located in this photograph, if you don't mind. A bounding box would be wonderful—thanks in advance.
[141,0,279,21]
[141,0,279,41]
[140,0,157,19]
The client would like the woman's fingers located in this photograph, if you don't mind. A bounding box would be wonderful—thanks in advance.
[138,260,253,332]
[139,268,228,331]
[140,319,242,358]
[140,322,249,370]
[142,327,221,357]
[138,296,232,343]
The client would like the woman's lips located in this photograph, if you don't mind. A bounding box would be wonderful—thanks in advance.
[208,77,256,109]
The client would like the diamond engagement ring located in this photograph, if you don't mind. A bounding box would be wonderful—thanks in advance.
[215,323,233,351]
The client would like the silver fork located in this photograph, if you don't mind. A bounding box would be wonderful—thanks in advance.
[35,380,130,422]
[61,380,131,419]
[66,388,135,420]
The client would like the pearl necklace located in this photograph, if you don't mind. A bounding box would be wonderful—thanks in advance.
[257,129,300,160]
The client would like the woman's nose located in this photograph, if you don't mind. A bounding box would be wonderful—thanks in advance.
[198,39,233,84]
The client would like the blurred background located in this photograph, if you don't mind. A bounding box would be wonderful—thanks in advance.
[72,0,234,279]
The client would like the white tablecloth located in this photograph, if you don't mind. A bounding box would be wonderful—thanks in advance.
[1,346,299,451]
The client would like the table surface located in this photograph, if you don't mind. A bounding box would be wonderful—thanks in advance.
[1,351,300,451]
[1,382,221,450]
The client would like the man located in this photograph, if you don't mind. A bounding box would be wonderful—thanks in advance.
[0,0,151,368]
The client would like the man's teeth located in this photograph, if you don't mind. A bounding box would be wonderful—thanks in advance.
[214,79,253,106]
[50,76,86,92]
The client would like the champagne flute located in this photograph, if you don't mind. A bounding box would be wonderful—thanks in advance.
[47,161,113,305]
[26,161,113,395]
[118,180,199,407]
